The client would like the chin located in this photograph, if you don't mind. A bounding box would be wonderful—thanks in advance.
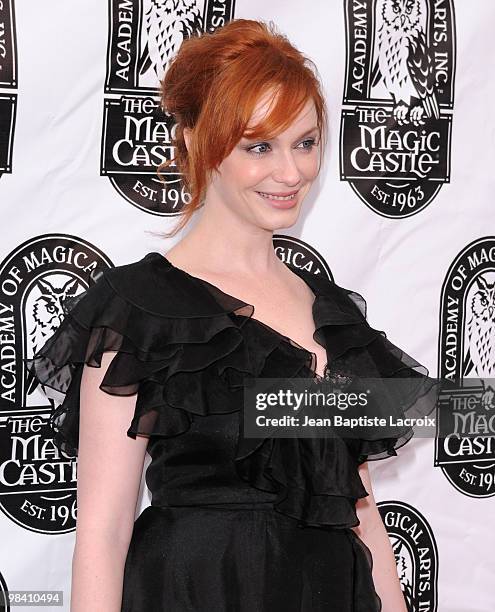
[259,208,301,231]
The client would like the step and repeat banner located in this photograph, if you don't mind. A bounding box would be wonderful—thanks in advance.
[1,1,493,611]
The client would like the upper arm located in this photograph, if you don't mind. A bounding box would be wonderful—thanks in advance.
[75,351,149,549]
[352,462,383,537]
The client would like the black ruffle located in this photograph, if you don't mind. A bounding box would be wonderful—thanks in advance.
[25,252,440,530]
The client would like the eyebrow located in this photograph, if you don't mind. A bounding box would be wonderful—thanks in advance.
[295,126,319,139]
[242,126,319,143]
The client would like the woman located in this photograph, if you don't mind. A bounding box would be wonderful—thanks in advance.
[28,19,438,612]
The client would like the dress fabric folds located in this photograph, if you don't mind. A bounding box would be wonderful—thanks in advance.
[25,252,440,612]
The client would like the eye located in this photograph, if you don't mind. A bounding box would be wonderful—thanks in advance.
[245,137,318,157]
[46,304,56,313]
[393,4,399,12]
[297,138,318,151]
[246,142,271,156]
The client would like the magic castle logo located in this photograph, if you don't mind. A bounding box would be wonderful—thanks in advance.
[341,0,456,217]
[437,237,495,498]
[273,234,334,281]
[378,501,439,611]
[101,0,236,215]
[0,0,17,180]
[0,570,10,612]
[0,236,113,533]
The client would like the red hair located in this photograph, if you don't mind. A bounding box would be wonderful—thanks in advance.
[156,18,328,237]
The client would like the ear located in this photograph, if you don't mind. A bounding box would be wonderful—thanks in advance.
[183,127,192,153]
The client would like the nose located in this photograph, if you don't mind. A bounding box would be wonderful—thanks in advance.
[271,149,302,186]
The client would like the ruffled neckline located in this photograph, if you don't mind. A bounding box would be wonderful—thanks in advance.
[147,251,368,382]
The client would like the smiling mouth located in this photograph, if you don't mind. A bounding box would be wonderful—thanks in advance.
[256,191,298,201]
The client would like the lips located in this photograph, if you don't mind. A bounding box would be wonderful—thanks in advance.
[255,190,299,210]
[259,190,299,197]
[256,190,298,201]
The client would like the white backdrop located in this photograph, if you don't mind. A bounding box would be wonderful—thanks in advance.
[1,1,494,611]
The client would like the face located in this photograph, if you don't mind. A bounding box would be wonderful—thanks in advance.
[205,94,321,230]
[383,0,420,32]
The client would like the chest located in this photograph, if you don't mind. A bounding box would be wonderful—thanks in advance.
[240,291,328,379]
[168,258,329,379]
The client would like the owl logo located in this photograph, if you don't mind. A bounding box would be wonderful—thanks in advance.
[463,274,495,410]
[372,0,439,126]
[391,538,413,611]
[138,0,203,86]
[26,275,82,397]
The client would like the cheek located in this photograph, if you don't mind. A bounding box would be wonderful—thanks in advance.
[244,163,267,186]
[300,154,320,180]
[231,161,268,190]
[219,156,267,190]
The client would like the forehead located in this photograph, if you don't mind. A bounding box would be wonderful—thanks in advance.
[245,91,317,135]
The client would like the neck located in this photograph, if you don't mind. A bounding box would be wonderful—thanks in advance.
[169,199,288,277]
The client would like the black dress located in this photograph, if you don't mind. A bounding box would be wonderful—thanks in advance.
[26,252,440,612]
